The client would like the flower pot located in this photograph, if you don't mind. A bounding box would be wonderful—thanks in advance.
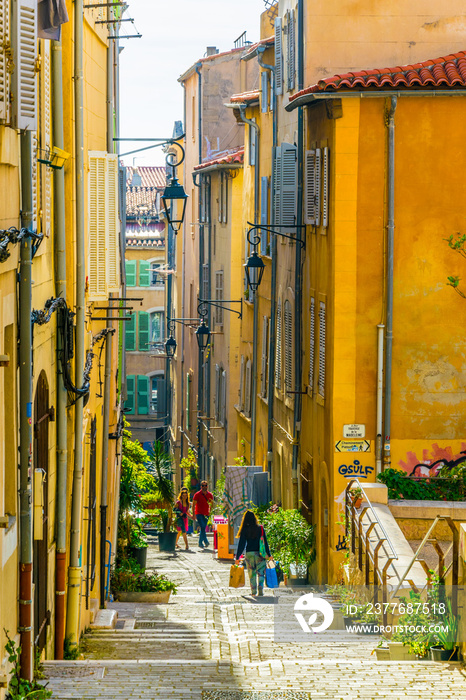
[430,646,459,662]
[352,497,363,509]
[157,531,177,552]
[127,546,147,569]
[388,642,416,661]
[375,647,391,660]
[116,590,171,603]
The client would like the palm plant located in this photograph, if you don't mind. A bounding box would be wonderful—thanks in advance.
[147,441,175,532]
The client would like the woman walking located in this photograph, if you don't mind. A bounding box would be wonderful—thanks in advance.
[174,488,191,550]
[235,510,272,596]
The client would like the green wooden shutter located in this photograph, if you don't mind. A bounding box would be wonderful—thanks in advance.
[124,375,135,414]
[125,259,137,287]
[137,375,149,415]
[139,260,150,286]
[138,311,150,351]
[125,313,136,351]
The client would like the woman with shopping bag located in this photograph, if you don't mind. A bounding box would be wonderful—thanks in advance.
[235,510,272,596]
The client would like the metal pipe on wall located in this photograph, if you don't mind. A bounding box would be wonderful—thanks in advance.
[376,324,384,475]
[239,106,259,465]
[19,130,34,681]
[99,327,112,608]
[66,0,86,648]
[51,37,68,659]
[383,96,397,470]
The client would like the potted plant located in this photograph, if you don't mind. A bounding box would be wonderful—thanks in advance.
[261,507,315,584]
[349,486,363,509]
[430,599,459,661]
[148,441,177,552]
[127,518,148,569]
[110,558,177,603]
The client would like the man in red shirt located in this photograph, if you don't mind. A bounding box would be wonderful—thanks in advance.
[192,480,213,549]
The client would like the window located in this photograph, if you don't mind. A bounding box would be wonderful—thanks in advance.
[304,148,321,226]
[124,375,135,414]
[248,120,256,166]
[125,313,136,351]
[0,0,11,122]
[138,311,150,351]
[215,270,224,327]
[202,263,209,302]
[284,300,293,393]
[260,176,269,255]
[150,263,164,286]
[260,316,269,397]
[150,375,166,418]
[309,297,315,390]
[318,301,326,399]
[273,143,297,233]
[150,311,164,345]
[219,171,228,224]
[11,0,37,130]
[239,355,245,410]
[220,369,227,426]
[261,70,269,114]
[186,372,192,430]
[275,299,282,389]
[322,147,329,229]
[139,260,150,286]
[244,359,252,418]
[137,375,149,415]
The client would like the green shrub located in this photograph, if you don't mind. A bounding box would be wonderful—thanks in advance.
[260,507,316,576]
[110,559,177,595]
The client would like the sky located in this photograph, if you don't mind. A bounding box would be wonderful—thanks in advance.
[120,0,265,165]
[119,0,266,167]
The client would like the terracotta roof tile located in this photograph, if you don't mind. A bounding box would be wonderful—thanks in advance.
[289,50,466,102]
[230,90,260,104]
[193,146,245,171]
[126,166,167,218]
[241,35,274,61]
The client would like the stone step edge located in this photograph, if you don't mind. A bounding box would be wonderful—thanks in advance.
[43,658,449,667]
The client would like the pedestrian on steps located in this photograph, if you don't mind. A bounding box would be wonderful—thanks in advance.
[235,510,272,596]
[192,480,213,550]
[174,488,191,550]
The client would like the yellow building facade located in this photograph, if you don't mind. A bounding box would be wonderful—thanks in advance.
[0,0,124,688]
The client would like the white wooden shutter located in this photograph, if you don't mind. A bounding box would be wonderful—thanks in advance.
[318,301,326,398]
[272,145,282,227]
[287,10,296,91]
[239,355,244,410]
[260,315,268,397]
[275,298,282,389]
[88,152,107,300]
[305,149,321,226]
[274,17,282,95]
[322,147,329,229]
[284,300,293,392]
[12,0,37,130]
[31,131,37,230]
[107,153,120,292]
[0,0,10,122]
[309,297,315,389]
[281,143,297,233]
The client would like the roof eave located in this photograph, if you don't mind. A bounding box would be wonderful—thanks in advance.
[192,162,243,175]
[286,87,466,111]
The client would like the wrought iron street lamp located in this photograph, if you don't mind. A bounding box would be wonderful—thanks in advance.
[195,319,211,353]
[161,175,188,233]
[243,221,304,292]
[165,335,177,358]
[244,250,265,292]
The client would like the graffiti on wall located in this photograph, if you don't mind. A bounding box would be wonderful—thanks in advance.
[398,443,466,477]
[338,459,374,479]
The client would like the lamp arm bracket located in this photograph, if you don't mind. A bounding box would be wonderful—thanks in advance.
[197,298,243,319]
[246,221,305,248]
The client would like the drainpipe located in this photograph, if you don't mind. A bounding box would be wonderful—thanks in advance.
[66,0,85,649]
[106,4,114,154]
[376,324,384,475]
[51,37,67,659]
[195,64,203,473]
[239,106,259,464]
[292,0,304,506]
[383,96,397,470]
[265,60,277,500]
[99,325,112,608]
[19,130,34,681]
[179,84,187,463]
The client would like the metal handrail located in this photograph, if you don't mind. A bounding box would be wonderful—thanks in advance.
[346,478,398,560]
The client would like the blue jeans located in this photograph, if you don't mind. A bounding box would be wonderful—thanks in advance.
[196,514,209,547]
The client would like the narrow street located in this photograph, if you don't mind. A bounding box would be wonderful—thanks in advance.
[43,535,466,700]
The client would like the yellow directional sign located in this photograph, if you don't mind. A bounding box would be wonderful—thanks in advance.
[335,440,371,453]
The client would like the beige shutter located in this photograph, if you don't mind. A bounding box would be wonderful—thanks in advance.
[88,152,107,300]
[31,131,37,230]
[42,42,51,237]
[284,300,293,392]
[318,300,326,398]
[322,147,329,229]
[0,0,10,122]
[275,298,282,389]
[260,315,268,397]
[309,297,315,390]
[107,153,120,292]
[12,0,37,130]
[315,147,322,227]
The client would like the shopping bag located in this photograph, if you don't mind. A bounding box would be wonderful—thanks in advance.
[265,561,279,589]
[229,563,245,588]
[259,526,267,558]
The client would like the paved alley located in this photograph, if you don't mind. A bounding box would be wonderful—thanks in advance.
[43,535,466,700]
